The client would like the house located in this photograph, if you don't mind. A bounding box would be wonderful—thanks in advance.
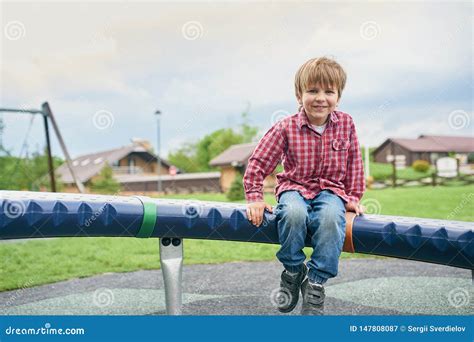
[209,142,277,193]
[56,139,220,194]
[373,135,474,166]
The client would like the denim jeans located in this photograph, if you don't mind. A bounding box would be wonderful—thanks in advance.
[274,190,346,284]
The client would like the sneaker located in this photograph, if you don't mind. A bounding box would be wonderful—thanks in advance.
[275,266,308,313]
[300,278,325,315]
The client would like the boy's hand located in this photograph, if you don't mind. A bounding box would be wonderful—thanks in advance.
[246,201,273,227]
[345,201,365,216]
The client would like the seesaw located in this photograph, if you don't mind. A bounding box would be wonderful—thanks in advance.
[1,191,472,314]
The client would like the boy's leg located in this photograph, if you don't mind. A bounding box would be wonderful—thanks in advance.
[274,190,310,273]
[273,190,310,313]
[306,190,346,284]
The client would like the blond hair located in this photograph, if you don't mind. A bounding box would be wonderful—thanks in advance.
[294,57,347,99]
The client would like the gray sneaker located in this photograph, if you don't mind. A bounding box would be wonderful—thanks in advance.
[300,278,325,315]
[275,266,308,313]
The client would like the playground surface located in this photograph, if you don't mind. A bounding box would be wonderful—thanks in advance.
[0,258,472,316]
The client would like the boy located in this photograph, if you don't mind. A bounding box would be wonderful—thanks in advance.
[243,57,365,315]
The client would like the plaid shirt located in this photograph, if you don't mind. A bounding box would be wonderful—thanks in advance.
[244,109,365,204]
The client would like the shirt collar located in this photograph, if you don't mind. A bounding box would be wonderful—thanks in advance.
[297,109,339,130]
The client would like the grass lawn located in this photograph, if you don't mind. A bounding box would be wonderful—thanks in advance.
[369,162,434,181]
[0,185,472,291]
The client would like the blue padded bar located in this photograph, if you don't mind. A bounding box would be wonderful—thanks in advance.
[0,191,472,269]
[352,214,473,270]
[0,191,144,239]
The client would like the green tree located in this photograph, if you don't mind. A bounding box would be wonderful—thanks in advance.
[196,128,246,170]
[0,149,63,191]
[167,143,201,173]
[90,165,121,194]
[168,110,258,172]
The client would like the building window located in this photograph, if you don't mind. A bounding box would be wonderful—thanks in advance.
[129,157,136,174]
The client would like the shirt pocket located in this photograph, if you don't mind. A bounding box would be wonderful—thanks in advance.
[327,138,350,178]
[332,138,350,151]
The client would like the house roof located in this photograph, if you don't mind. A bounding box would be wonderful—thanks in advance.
[56,143,171,184]
[209,142,257,167]
[417,135,474,152]
[114,171,220,183]
[374,135,474,154]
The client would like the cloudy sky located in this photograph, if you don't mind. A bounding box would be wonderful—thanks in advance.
[1,0,472,160]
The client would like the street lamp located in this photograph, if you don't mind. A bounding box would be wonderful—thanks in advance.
[155,110,162,193]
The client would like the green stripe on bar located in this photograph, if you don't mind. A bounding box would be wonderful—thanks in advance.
[135,196,157,238]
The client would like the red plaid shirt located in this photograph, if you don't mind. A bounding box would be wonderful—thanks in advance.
[244,109,365,204]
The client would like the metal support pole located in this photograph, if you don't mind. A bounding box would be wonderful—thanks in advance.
[43,115,56,192]
[159,237,183,315]
[42,102,85,193]
[155,110,162,194]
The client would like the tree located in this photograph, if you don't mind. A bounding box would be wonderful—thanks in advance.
[0,148,63,191]
[196,128,247,170]
[90,165,121,194]
[167,143,201,173]
[168,110,258,172]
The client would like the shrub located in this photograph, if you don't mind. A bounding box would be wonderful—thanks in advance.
[412,160,430,173]
[226,174,245,201]
[468,153,474,164]
[90,165,121,194]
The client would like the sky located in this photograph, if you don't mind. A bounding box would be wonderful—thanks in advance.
[0,0,472,160]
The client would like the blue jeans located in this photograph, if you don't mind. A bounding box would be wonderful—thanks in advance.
[274,190,346,284]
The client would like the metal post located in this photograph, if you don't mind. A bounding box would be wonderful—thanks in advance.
[43,115,56,192]
[159,237,183,315]
[42,102,85,193]
[0,105,81,192]
[155,110,162,194]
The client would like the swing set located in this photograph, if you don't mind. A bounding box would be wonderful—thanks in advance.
[0,102,85,193]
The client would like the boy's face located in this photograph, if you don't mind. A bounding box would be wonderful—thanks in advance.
[297,83,339,126]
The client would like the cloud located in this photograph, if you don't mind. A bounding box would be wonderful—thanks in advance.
[1,1,471,158]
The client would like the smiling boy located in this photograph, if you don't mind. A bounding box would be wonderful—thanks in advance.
[243,57,365,315]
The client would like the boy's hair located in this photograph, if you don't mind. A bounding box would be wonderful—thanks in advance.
[294,57,347,99]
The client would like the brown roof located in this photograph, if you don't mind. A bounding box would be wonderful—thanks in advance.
[56,143,171,184]
[376,135,474,154]
[209,142,257,167]
[417,135,474,152]
[114,171,220,183]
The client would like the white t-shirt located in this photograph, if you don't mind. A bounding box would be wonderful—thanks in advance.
[310,122,327,135]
